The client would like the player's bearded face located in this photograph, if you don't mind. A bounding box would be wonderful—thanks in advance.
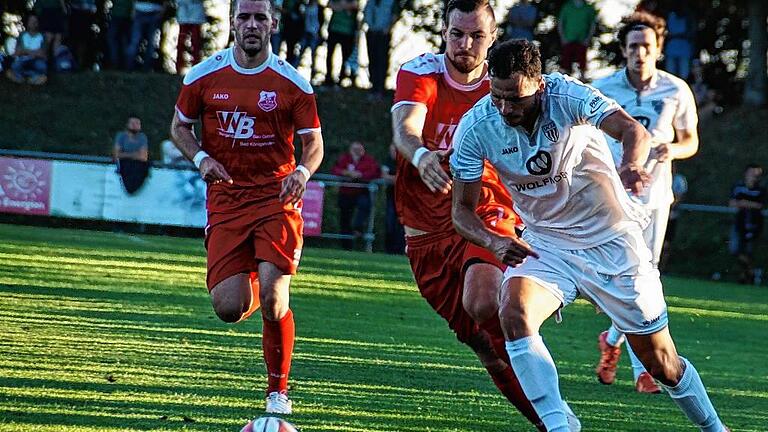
[233,0,275,56]
[490,75,543,127]
[443,9,497,74]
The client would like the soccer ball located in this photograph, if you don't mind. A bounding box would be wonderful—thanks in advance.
[240,416,299,432]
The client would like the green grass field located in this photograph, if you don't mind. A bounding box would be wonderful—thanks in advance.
[0,224,766,432]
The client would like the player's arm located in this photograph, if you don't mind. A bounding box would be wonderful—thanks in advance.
[391,104,452,194]
[452,180,538,266]
[170,112,232,184]
[280,130,324,205]
[600,109,652,194]
[654,127,699,163]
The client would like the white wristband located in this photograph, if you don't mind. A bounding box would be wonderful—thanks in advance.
[295,164,311,180]
[411,147,430,167]
[192,150,209,169]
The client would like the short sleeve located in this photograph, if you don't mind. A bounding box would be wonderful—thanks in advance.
[565,81,620,127]
[175,79,204,123]
[450,120,485,183]
[392,68,437,111]
[293,92,321,134]
[673,84,698,131]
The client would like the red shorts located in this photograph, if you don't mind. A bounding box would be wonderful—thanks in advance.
[204,206,304,290]
[406,227,506,343]
[560,42,588,71]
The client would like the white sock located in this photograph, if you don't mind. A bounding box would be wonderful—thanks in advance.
[506,335,570,432]
[625,342,647,382]
[606,324,625,347]
[663,357,725,432]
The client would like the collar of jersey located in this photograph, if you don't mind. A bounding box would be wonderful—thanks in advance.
[440,54,489,92]
[622,67,659,91]
[228,47,273,75]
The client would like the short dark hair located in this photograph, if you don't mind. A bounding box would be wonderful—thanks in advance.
[617,11,666,49]
[746,163,763,172]
[232,0,275,17]
[488,39,541,80]
[444,0,496,27]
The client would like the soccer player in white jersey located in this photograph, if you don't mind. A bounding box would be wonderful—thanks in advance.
[450,39,728,432]
[591,11,700,394]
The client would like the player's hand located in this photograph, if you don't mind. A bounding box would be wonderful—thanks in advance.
[489,235,539,267]
[199,157,233,185]
[651,143,671,162]
[280,169,308,205]
[417,148,453,194]
[618,163,650,195]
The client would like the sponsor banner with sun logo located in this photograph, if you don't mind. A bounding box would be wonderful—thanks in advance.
[0,157,52,216]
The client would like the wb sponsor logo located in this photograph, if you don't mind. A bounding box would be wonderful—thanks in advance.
[501,146,518,155]
[525,150,552,175]
[216,109,256,140]
[542,122,559,142]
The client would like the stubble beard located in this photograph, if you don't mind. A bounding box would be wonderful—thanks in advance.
[447,53,483,75]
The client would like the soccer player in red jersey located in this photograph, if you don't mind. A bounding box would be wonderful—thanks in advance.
[169,0,323,415]
[391,1,577,430]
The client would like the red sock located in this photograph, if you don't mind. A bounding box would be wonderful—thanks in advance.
[480,317,543,430]
[262,309,295,394]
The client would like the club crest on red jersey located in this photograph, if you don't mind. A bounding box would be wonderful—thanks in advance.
[258,91,278,112]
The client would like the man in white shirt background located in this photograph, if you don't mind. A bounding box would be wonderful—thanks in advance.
[591,11,699,394]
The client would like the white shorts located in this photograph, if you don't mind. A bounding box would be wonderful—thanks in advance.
[503,228,668,335]
[643,205,671,267]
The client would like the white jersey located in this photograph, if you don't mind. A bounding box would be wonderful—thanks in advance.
[592,68,697,209]
[451,73,649,249]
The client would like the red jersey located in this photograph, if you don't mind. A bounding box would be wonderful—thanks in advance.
[392,53,515,232]
[175,48,321,214]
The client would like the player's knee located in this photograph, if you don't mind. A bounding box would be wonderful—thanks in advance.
[212,302,244,323]
[259,295,288,321]
[463,294,496,323]
[498,302,531,339]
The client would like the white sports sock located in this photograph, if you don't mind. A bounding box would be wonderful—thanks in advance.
[506,335,570,432]
[606,324,625,347]
[663,357,726,432]
[625,342,647,382]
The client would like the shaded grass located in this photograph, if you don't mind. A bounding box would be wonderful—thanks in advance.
[0,224,766,431]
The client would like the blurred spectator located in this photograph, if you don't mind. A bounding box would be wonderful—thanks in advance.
[279,0,304,65]
[331,141,380,249]
[113,115,150,194]
[271,0,283,54]
[34,0,67,56]
[126,0,166,72]
[729,164,765,285]
[324,0,359,88]
[381,143,404,254]
[176,0,206,73]
[690,60,722,122]
[68,0,97,70]
[341,32,360,87]
[363,0,399,98]
[665,4,695,81]
[557,0,596,80]
[502,0,537,42]
[293,0,322,82]
[107,0,134,69]
[6,15,48,85]
[635,0,660,16]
